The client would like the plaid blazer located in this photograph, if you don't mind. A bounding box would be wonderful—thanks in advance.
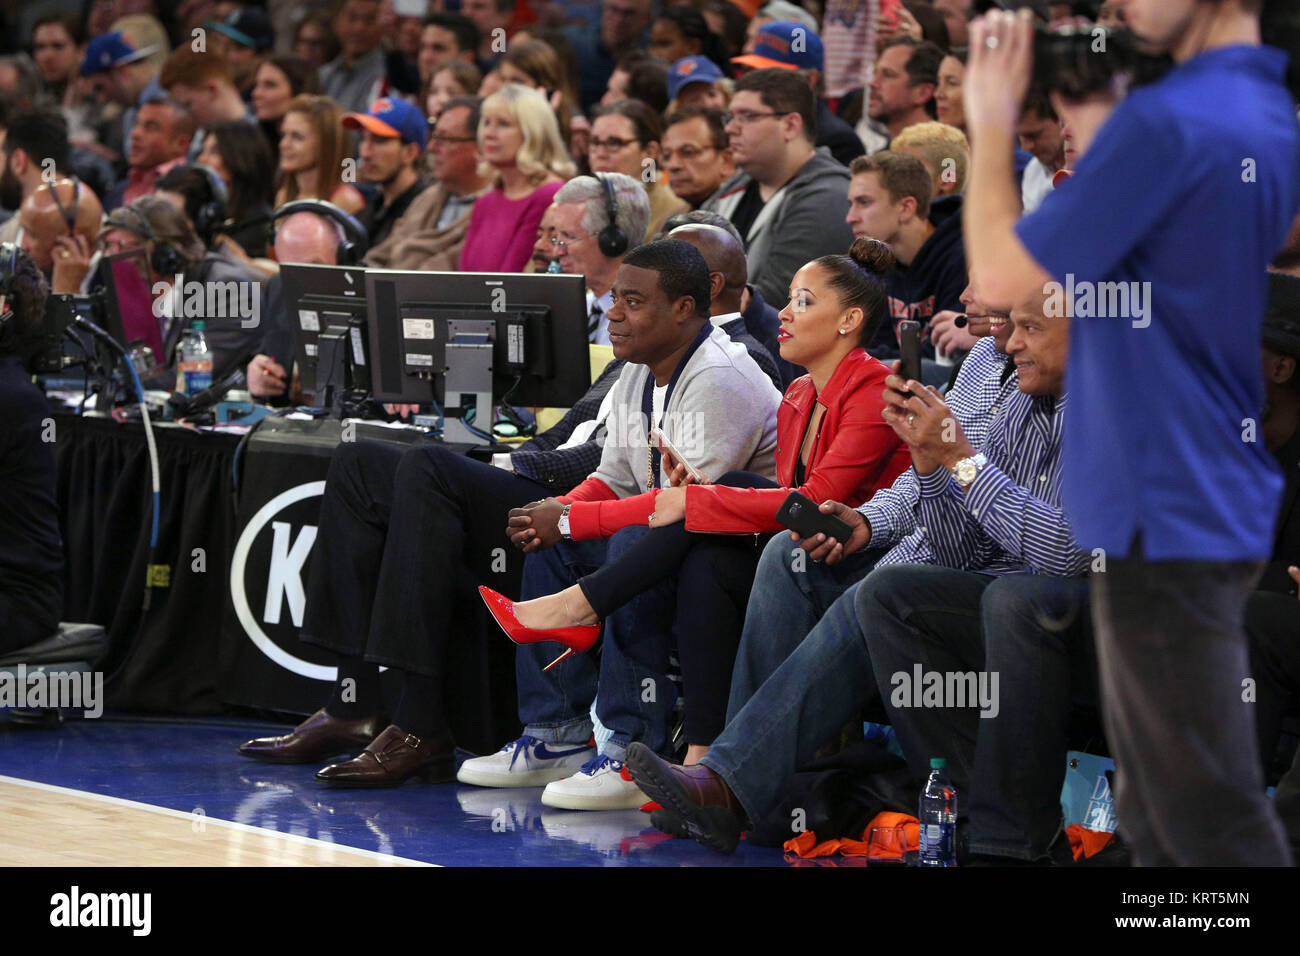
[509,358,625,495]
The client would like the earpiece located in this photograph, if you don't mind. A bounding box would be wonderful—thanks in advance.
[596,173,629,259]
[267,199,370,266]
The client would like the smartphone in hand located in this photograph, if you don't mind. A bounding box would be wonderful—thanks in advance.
[651,427,707,484]
[897,319,922,398]
[775,491,854,542]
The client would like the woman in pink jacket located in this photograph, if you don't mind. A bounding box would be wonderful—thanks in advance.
[458,84,575,273]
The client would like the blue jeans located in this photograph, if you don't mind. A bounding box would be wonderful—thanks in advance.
[861,567,1097,861]
[727,532,884,721]
[856,564,994,795]
[700,541,886,823]
[970,575,1096,861]
[517,527,678,761]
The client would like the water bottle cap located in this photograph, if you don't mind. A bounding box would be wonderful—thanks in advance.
[192,320,205,331]
[930,757,946,769]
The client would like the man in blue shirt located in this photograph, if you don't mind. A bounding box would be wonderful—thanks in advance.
[961,2,1300,864]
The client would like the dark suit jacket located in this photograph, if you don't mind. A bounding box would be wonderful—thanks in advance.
[743,284,803,388]
[1262,428,1300,595]
[817,99,867,168]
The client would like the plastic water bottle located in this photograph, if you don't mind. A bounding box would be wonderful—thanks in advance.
[918,757,958,867]
[179,321,213,394]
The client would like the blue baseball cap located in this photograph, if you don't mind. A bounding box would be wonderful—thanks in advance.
[667,56,725,101]
[342,97,429,149]
[80,31,157,77]
[732,20,824,73]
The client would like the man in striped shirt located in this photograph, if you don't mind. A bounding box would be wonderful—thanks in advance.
[625,287,1071,853]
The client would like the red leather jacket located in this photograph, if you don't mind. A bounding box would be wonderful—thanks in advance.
[683,348,910,534]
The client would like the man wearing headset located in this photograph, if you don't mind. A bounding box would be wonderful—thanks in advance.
[16,177,104,295]
[97,195,263,385]
[245,203,365,403]
[0,243,63,655]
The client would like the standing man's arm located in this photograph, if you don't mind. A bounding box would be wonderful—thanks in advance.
[963,10,1054,308]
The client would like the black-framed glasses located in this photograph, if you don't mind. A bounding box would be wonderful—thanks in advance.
[722,110,787,126]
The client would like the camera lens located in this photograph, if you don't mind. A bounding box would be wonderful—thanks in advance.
[790,503,802,516]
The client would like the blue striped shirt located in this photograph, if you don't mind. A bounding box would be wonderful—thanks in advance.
[859,337,1019,566]
[912,391,1088,577]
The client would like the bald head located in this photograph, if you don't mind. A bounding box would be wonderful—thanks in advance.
[18,179,104,273]
[274,211,340,266]
[667,223,747,314]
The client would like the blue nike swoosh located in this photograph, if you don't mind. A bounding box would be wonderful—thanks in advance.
[533,742,592,760]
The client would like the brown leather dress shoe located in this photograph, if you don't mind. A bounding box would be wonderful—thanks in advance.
[625,742,744,854]
[238,709,388,764]
[314,724,456,787]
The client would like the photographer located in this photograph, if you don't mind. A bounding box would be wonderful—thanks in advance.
[0,243,63,654]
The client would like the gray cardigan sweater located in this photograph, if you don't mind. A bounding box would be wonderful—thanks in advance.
[592,324,781,496]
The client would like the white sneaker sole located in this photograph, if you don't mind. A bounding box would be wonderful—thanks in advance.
[456,762,590,788]
[539,782,648,811]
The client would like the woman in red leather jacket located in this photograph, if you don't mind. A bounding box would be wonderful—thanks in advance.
[507,237,910,763]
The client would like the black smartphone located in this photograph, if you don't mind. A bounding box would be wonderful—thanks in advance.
[775,491,854,542]
[897,319,922,397]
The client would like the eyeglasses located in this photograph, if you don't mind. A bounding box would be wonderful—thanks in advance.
[722,110,787,126]
[589,136,638,153]
[549,233,591,252]
[660,144,715,162]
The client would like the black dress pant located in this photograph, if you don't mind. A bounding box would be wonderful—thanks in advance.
[578,471,777,744]
[299,440,550,686]
[1091,544,1292,865]
[1245,588,1300,855]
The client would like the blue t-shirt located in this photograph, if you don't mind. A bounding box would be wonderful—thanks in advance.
[1017,46,1300,562]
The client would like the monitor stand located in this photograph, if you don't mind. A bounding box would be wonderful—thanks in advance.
[442,319,496,445]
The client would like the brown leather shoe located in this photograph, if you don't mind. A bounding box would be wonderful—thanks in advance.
[625,742,743,854]
[238,709,388,764]
[314,724,456,787]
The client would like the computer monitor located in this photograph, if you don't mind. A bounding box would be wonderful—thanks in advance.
[280,262,371,407]
[365,270,589,417]
[100,248,162,360]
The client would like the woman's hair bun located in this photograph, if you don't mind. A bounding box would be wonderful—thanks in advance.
[848,236,896,277]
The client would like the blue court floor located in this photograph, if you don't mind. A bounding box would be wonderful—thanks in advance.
[0,715,793,866]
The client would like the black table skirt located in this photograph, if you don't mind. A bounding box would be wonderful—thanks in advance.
[55,415,240,714]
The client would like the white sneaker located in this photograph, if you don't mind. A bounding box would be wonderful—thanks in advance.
[456,735,595,788]
[540,754,648,811]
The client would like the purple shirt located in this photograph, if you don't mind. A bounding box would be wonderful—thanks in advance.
[458,180,564,273]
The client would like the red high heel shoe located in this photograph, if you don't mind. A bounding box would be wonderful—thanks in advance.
[478,585,600,671]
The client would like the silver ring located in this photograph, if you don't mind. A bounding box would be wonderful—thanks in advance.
[648,512,656,524]
[908,414,917,426]
[985,34,1000,49]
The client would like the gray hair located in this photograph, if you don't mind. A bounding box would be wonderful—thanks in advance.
[553,172,651,256]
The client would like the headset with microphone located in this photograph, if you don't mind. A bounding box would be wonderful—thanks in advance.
[266,199,369,266]
[103,204,184,276]
[595,173,629,259]
[44,175,82,236]
[189,163,230,245]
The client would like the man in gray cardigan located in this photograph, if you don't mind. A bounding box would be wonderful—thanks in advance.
[703,68,855,310]
[459,238,781,808]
